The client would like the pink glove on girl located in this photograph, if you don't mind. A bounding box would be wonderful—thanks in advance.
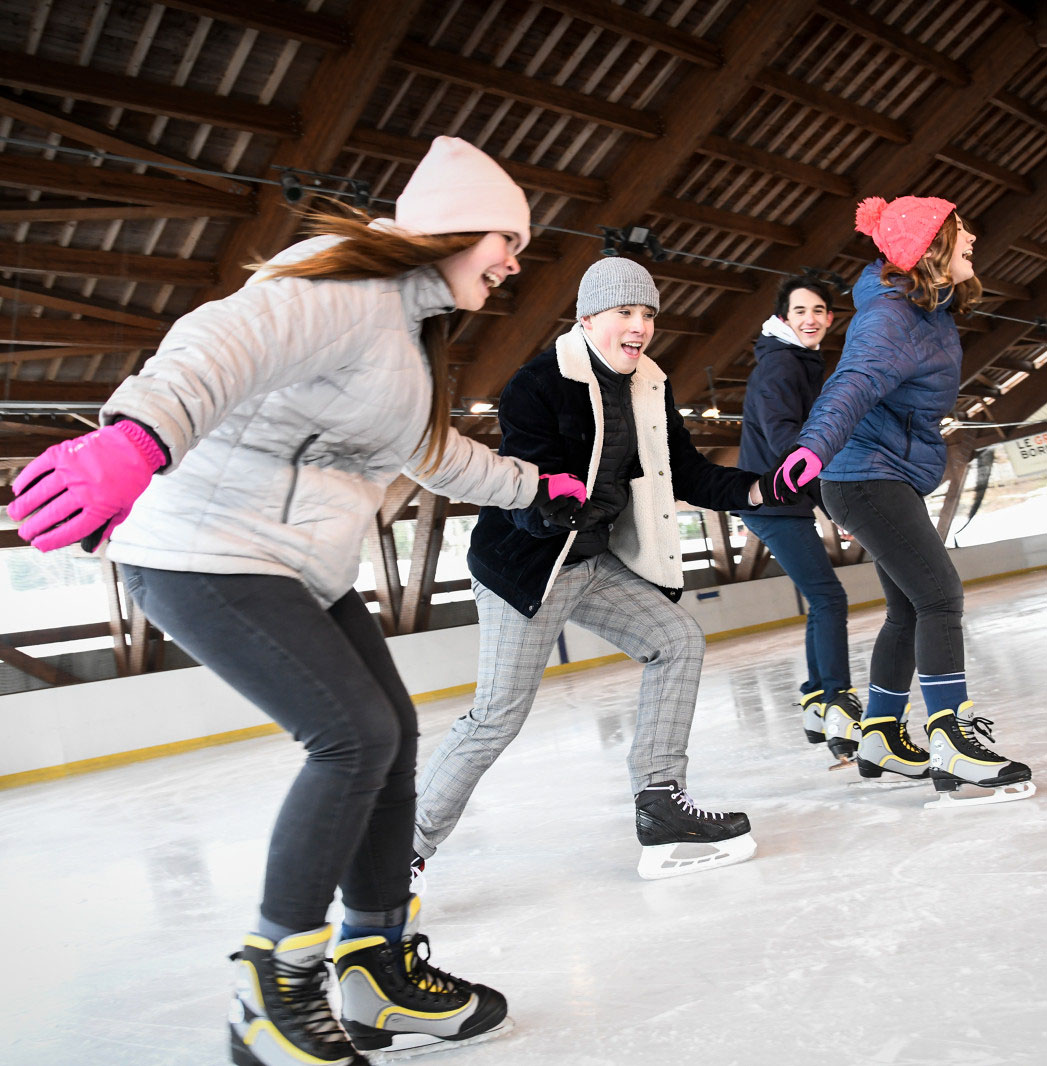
[771,446,823,502]
[7,420,167,552]
[539,472,587,504]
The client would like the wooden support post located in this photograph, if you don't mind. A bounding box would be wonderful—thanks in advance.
[706,510,737,583]
[735,526,771,581]
[0,641,81,686]
[398,491,449,635]
[935,437,976,541]
[101,559,130,677]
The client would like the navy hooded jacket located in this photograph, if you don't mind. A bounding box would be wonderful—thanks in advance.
[795,261,962,495]
[737,319,826,518]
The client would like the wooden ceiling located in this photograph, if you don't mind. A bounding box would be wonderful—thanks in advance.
[2,0,1046,481]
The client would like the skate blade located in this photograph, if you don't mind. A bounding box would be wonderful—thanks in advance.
[924,779,1036,810]
[827,752,857,771]
[637,833,757,879]
[368,1017,514,1058]
[847,775,926,791]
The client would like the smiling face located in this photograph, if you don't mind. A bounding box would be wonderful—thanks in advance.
[580,304,655,373]
[435,232,521,311]
[947,216,976,284]
[782,286,833,349]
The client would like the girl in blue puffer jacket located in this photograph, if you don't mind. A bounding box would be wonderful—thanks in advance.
[771,195,1033,809]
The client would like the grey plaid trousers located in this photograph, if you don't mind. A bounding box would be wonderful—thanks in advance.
[413,551,705,858]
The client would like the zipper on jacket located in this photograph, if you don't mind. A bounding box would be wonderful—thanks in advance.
[281,434,320,523]
[903,411,914,461]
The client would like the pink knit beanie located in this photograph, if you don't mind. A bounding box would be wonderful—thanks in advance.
[394,136,531,252]
[854,195,956,271]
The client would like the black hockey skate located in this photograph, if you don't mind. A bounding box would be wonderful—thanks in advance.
[229,925,365,1066]
[634,780,756,879]
[335,895,510,1055]
[925,702,1035,809]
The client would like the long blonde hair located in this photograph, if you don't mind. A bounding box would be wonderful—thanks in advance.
[251,200,481,476]
[880,213,982,314]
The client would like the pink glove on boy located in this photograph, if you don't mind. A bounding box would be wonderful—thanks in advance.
[7,420,167,552]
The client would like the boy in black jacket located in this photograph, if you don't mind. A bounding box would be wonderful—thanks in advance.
[414,258,786,880]
[737,276,861,766]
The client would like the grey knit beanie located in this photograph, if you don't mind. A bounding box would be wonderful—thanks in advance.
[575,257,660,319]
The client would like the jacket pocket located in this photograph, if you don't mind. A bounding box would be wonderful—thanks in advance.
[281,434,320,523]
[902,411,914,461]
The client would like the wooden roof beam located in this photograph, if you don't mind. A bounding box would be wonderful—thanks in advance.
[0,200,233,223]
[0,92,252,197]
[668,19,1042,403]
[0,316,158,347]
[205,3,428,299]
[345,126,608,203]
[536,0,721,67]
[754,68,910,144]
[0,51,299,137]
[457,0,822,403]
[700,134,853,197]
[0,380,113,403]
[936,145,1032,194]
[160,0,350,49]
[0,241,215,287]
[991,90,1047,134]
[1012,236,1047,260]
[648,259,756,294]
[0,345,128,366]
[0,279,171,333]
[0,156,255,216]
[652,195,803,246]
[961,271,1047,387]
[391,42,662,138]
[816,0,970,87]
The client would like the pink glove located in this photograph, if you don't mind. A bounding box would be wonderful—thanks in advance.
[771,446,823,502]
[539,472,587,504]
[7,420,167,552]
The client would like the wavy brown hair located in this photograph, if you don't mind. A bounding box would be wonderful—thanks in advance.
[880,212,982,314]
[250,200,482,476]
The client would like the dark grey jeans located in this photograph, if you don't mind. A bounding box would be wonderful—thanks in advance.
[820,479,964,690]
[120,565,416,931]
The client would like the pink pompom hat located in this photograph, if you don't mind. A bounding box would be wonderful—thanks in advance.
[854,195,956,271]
[393,136,531,252]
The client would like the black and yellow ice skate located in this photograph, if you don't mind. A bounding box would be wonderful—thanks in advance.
[925,702,1035,809]
[229,924,365,1066]
[800,689,828,744]
[334,896,509,1055]
[823,688,862,768]
[857,708,929,780]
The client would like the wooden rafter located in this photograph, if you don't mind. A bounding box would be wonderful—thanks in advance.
[0,155,255,216]
[0,200,234,223]
[0,242,215,286]
[0,316,158,347]
[0,280,171,332]
[670,18,1042,403]
[960,271,1047,386]
[0,51,298,137]
[203,2,427,301]
[458,0,821,404]
[391,42,662,139]
[700,134,853,197]
[653,196,803,246]
[160,0,350,49]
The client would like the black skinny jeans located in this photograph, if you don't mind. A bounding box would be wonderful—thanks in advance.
[120,565,417,931]
[820,479,965,691]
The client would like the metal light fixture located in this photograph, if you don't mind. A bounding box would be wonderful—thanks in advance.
[467,399,495,414]
[701,367,720,418]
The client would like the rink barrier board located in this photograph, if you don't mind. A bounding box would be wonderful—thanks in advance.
[2,563,1044,791]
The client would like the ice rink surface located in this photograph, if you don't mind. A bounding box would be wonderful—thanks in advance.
[2,571,1045,1066]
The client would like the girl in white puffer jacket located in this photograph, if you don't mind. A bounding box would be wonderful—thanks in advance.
[8,137,585,1066]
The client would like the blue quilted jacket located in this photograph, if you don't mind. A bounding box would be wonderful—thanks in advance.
[795,261,962,495]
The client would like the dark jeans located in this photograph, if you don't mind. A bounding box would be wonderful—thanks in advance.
[820,480,964,690]
[741,513,850,695]
[120,565,417,931]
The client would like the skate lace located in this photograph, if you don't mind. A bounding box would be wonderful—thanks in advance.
[272,957,345,1045]
[402,934,463,996]
[898,723,925,754]
[958,713,997,753]
[673,788,725,820]
[830,689,862,719]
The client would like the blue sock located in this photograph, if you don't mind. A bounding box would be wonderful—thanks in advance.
[864,684,909,721]
[918,671,967,716]
[339,920,404,945]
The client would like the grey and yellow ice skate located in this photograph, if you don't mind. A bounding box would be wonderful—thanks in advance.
[925,701,1035,809]
[229,924,365,1066]
[800,689,827,744]
[823,688,862,768]
[857,708,929,781]
[335,896,509,1055]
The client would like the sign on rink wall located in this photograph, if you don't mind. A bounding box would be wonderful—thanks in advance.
[1004,431,1047,477]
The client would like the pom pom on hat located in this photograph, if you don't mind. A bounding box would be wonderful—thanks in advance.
[394,136,531,252]
[853,194,957,271]
[576,257,660,319]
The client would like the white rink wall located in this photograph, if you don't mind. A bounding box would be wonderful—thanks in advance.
[3,533,1046,783]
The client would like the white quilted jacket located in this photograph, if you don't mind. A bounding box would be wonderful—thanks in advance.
[103,236,537,607]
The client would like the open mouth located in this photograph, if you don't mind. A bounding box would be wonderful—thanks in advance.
[622,341,642,355]
[483,271,502,288]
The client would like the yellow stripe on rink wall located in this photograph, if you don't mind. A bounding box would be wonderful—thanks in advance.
[3,564,1043,791]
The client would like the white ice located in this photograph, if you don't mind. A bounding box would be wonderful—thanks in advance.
[1,572,1044,1066]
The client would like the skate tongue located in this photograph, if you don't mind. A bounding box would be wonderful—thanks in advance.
[274,927,331,978]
